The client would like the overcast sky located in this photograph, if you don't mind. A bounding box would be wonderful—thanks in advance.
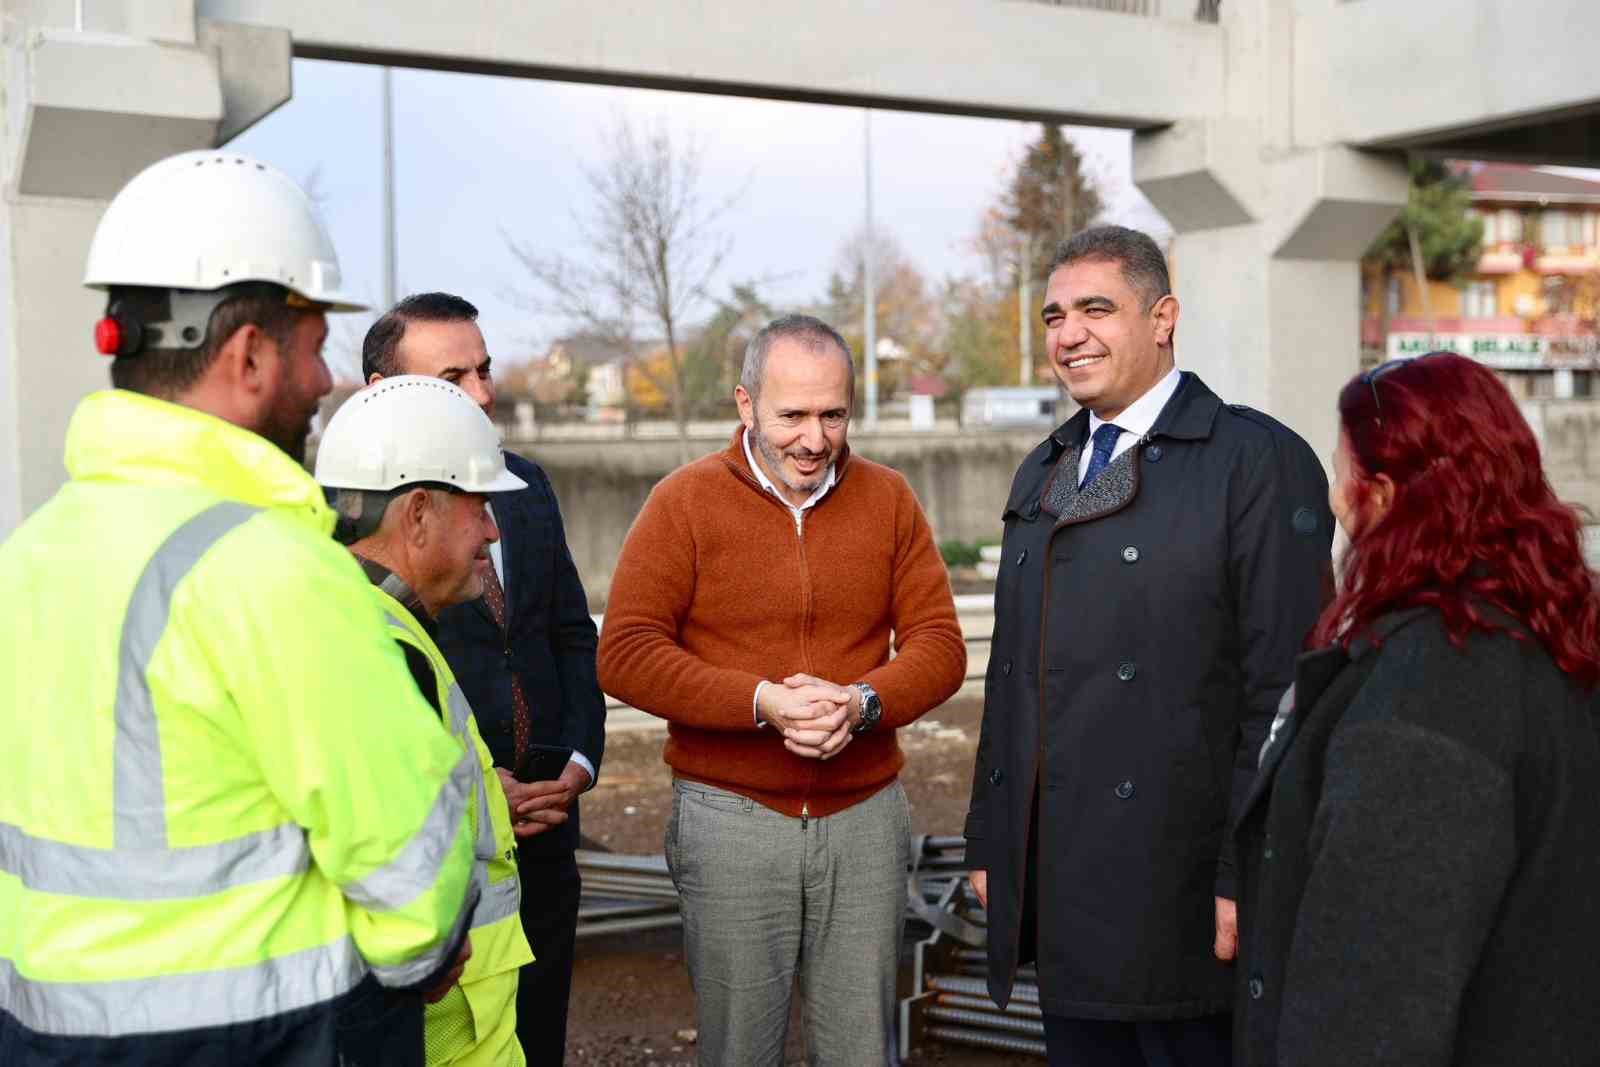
[228,59,1171,381]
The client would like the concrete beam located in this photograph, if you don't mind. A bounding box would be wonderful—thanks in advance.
[1269,146,1408,261]
[195,0,1224,128]
[8,31,223,198]
[1132,120,1260,232]
[5,0,199,43]
[1298,0,1600,154]
[1409,114,1600,169]
[199,17,292,143]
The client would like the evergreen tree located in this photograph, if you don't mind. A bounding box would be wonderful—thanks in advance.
[1365,158,1483,281]
[1004,125,1106,280]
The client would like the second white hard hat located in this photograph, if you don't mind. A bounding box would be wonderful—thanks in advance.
[315,376,528,494]
[84,150,365,310]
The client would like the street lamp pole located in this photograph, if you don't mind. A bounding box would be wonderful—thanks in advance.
[863,109,878,428]
[381,67,397,311]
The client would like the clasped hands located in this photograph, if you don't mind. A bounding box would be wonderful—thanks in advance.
[759,673,861,760]
[494,760,590,840]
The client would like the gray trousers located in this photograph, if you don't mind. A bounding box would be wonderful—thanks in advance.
[664,779,912,1067]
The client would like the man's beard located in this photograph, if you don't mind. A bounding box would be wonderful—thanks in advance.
[752,417,831,496]
[260,397,315,462]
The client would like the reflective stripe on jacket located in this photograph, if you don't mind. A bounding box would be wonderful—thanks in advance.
[375,588,532,1066]
[0,390,478,1048]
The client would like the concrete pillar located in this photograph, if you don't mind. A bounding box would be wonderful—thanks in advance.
[0,3,290,533]
[1132,0,1408,460]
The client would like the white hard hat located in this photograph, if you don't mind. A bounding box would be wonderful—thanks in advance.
[315,376,528,494]
[84,150,365,310]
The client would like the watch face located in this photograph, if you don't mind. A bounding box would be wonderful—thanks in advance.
[859,688,880,728]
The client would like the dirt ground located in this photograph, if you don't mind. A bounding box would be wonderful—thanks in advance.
[566,694,1034,1065]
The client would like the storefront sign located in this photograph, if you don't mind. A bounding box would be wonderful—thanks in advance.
[1387,332,1600,368]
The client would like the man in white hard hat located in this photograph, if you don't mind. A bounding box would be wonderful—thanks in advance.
[0,152,477,1067]
[363,293,606,1064]
[316,375,535,1067]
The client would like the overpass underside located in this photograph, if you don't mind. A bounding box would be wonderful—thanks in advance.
[2,0,1596,531]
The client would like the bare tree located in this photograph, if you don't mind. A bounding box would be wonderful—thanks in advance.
[505,117,736,455]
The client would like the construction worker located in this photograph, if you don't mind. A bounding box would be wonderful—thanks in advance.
[316,376,536,1066]
[0,151,479,1066]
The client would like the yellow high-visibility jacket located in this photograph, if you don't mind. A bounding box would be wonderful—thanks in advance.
[0,390,478,1056]
[374,586,533,1066]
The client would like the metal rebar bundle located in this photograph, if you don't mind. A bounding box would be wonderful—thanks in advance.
[899,863,1049,1060]
[574,849,682,941]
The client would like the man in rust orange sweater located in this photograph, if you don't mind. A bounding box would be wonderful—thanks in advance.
[598,313,966,1065]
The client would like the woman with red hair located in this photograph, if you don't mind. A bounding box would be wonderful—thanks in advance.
[1232,352,1600,1067]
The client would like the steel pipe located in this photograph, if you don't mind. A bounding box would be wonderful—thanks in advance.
[927,975,1039,1004]
[576,908,675,921]
[936,993,1042,1020]
[926,1025,1046,1057]
[925,1005,1044,1038]
[575,850,671,874]
[573,913,683,940]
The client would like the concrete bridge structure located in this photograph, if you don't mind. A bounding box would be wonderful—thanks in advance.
[4,0,1599,533]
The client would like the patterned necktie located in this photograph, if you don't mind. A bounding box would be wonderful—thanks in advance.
[479,560,533,770]
[1079,422,1123,490]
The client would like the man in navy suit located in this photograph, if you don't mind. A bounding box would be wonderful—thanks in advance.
[364,293,605,1064]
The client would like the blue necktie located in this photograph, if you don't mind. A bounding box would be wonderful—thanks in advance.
[1079,423,1122,490]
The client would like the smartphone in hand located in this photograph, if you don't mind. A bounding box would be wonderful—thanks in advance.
[513,743,574,784]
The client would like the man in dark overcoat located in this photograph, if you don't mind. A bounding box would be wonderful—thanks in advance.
[963,226,1333,1066]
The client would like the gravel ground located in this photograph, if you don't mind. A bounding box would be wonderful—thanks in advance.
[566,694,1035,1065]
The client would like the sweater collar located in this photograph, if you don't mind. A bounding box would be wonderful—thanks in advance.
[719,425,852,496]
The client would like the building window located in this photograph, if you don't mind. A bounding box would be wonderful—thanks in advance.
[1462,280,1497,319]
[1386,275,1402,317]
[1541,210,1585,250]
[1498,209,1523,245]
[1477,209,1523,246]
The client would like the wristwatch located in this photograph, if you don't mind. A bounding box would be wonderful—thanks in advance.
[849,682,882,735]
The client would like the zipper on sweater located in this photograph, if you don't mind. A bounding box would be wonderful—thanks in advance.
[793,511,819,822]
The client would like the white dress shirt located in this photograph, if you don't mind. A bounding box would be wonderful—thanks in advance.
[1077,365,1182,485]
[743,427,838,724]
[742,426,837,531]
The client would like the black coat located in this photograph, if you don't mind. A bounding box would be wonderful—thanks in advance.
[1235,607,1600,1067]
[435,450,606,858]
[964,372,1333,1020]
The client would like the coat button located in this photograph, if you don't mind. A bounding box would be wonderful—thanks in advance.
[990,767,1004,786]
[1117,662,1137,682]
[1121,545,1140,564]
[1146,444,1164,462]
[1248,976,1265,1000]
[1001,659,1013,676]
[1114,780,1135,799]
[1016,549,1028,566]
